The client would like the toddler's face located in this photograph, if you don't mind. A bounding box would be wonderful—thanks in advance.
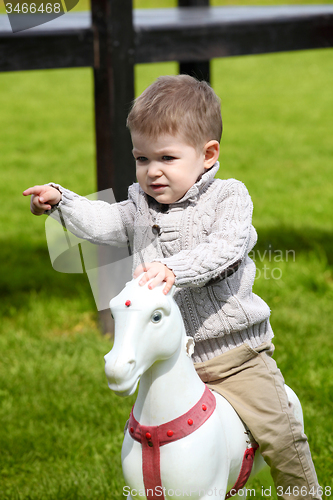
[132,132,209,204]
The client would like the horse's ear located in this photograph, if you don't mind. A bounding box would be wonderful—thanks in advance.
[185,336,195,358]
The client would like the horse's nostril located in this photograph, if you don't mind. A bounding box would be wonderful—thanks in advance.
[105,357,136,383]
[127,360,136,373]
[117,359,136,380]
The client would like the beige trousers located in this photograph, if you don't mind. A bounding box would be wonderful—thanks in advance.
[194,342,321,500]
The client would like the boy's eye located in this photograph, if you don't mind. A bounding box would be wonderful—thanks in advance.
[136,156,148,162]
[162,156,175,161]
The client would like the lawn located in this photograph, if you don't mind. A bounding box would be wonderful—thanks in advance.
[0,2,332,499]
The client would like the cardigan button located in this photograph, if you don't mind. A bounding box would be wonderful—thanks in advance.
[202,404,207,411]
[152,224,160,236]
[187,419,193,426]
[130,427,134,433]
[167,430,174,437]
[148,441,153,447]
[146,432,152,439]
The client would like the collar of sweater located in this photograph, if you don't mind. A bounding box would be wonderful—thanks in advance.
[175,161,220,204]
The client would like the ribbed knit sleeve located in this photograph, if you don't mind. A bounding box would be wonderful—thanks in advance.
[46,183,134,246]
[160,180,253,287]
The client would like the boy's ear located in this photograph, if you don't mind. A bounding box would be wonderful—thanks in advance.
[203,140,220,169]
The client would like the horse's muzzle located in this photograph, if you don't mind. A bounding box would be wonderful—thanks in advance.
[104,351,138,395]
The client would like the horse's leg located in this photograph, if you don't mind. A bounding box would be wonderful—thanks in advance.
[284,384,304,428]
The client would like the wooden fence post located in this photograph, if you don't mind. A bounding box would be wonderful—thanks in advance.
[92,0,136,334]
[178,0,210,82]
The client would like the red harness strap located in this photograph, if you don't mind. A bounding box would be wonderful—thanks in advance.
[128,385,259,499]
[128,385,216,499]
[226,443,259,498]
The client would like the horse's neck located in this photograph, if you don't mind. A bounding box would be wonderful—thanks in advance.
[133,341,205,426]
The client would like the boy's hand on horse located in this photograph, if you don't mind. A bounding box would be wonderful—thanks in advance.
[23,185,62,215]
[134,262,175,295]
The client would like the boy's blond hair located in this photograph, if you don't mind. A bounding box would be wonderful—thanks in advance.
[127,75,222,150]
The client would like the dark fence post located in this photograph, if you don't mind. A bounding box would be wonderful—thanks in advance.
[92,0,135,199]
[178,0,210,82]
[92,0,136,334]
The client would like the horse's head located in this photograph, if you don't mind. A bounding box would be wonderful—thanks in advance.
[104,275,190,397]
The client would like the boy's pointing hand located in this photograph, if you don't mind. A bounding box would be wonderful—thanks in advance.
[23,185,62,215]
[134,262,175,295]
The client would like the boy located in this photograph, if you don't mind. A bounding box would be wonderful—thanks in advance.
[23,75,320,499]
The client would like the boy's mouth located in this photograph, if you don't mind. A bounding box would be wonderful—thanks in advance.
[150,184,167,191]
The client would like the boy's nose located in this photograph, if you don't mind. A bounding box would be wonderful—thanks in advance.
[147,162,163,177]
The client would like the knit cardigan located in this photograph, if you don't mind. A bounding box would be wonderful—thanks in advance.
[48,162,273,363]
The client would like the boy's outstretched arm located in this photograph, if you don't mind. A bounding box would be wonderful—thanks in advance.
[24,182,134,247]
[23,185,62,215]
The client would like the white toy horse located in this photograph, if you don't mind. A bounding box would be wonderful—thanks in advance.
[104,277,303,500]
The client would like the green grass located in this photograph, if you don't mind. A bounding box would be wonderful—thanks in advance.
[0,8,332,499]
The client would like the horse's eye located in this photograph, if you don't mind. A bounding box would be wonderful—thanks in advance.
[151,311,162,323]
